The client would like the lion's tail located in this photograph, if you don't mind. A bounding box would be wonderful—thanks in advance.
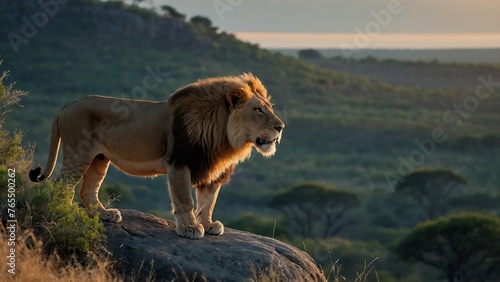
[29,115,61,182]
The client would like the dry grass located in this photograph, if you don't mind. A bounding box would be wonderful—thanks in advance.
[0,229,120,282]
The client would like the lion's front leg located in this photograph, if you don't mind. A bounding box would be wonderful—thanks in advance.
[196,183,224,235]
[167,165,204,239]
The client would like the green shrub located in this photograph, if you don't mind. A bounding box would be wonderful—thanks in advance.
[0,63,106,256]
[18,181,106,254]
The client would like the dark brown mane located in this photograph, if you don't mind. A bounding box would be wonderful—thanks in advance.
[166,74,264,187]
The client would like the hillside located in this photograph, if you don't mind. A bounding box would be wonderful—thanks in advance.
[1,0,499,222]
[300,56,500,89]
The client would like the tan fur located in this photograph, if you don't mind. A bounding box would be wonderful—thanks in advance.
[30,73,285,239]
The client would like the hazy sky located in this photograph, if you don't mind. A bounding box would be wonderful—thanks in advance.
[154,0,500,33]
[147,0,500,48]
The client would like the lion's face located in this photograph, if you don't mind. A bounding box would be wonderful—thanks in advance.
[226,89,285,157]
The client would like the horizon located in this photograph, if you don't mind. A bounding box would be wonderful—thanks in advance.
[150,0,500,50]
[234,32,500,50]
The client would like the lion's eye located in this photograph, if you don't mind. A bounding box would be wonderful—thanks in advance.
[254,107,263,114]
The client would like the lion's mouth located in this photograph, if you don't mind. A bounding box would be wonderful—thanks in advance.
[256,137,277,146]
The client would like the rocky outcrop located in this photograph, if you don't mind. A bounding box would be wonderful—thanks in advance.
[104,209,326,282]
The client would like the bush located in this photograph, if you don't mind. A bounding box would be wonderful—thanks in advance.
[0,63,119,282]
[18,181,106,254]
[298,49,323,59]
[0,64,105,256]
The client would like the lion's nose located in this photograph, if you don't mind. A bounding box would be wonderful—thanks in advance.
[274,126,283,133]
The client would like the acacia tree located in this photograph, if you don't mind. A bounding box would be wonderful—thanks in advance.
[160,5,186,20]
[394,213,500,282]
[269,183,360,238]
[321,188,360,237]
[394,168,468,219]
[298,49,323,59]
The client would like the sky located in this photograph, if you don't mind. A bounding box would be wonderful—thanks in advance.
[145,0,500,49]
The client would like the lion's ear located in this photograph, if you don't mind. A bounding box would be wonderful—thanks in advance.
[226,88,248,109]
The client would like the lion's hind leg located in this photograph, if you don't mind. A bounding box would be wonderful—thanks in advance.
[57,156,92,204]
[195,183,224,235]
[80,154,122,223]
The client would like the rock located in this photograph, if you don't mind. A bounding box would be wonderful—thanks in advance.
[104,209,326,282]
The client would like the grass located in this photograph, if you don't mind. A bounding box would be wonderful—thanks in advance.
[0,229,119,282]
[327,258,379,282]
[321,246,379,282]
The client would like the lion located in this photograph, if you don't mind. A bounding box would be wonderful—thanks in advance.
[29,73,284,239]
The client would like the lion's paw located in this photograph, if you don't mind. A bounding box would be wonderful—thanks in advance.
[99,208,122,223]
[204,220,224,235]
[176,223,205,239]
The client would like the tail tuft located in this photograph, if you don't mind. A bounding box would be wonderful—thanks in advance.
[29,167,45,182]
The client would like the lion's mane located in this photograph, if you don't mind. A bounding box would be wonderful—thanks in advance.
[167,73,269,187]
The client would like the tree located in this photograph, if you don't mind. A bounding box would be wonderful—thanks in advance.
[160,5,186,20]
[298,49,323,59]
[394,213,500,282]
[321,187,360,237]
[191,15,213,28]
[269,183,360,238]
[394,168,468,219]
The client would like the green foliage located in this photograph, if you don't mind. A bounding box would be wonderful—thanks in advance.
[0,66,31,173]
[270,183,360,238]
[0,64,105,257]
[161,5,186,20]
[190,15,217,35]
[448,193,500,214]
[298,49,323,59]
[0,70,23,114]
[191,15,212,27]
[299,237,391,282]
[0,130,24,165]
[394,168,468,219]
[452,133,500,150]
[18,181,106,254]
[393,213,500,282]
[362,188,425,227]
[0,79,4,100]
[226,212,289,239]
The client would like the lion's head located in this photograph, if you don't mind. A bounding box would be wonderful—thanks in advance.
[168,73,285,186]
[225,74,285,157]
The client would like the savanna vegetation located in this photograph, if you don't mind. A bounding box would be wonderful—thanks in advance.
[0,64,119,281]
[1,0,499,281]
